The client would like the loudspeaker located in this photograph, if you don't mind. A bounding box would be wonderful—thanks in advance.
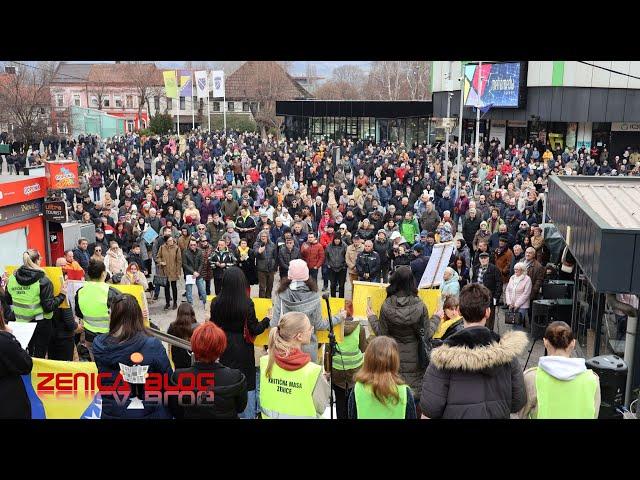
[586,355,627,419]
[543,280,574,300]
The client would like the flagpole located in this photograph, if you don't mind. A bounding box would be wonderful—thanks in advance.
[474,61,482,163]
[177,70,180,136]
[223,86,227,135]
[455,61,464,198]
[191,70,195,131]
[207,71,211,133]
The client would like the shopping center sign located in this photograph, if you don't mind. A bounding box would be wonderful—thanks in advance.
[0,177,46,208]
[611,122,640,132]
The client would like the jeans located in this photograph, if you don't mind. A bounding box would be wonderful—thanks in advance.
[321,264,329,289]
[255,367,261,415]
[239,389,257,419]
[185,276,206,305]
[309,268,319,283]
[92,187,101,201]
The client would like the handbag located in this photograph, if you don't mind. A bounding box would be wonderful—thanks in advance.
[154,268,168,287]
[417,327,430,370]
[505,309,522,325]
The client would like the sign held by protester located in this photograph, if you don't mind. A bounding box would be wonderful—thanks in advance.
[418,242,455,288]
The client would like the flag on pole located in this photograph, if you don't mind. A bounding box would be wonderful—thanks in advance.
[163,70,178,99]
[195,71,209,99]
[178,70,192,97]
[211,70,225,98]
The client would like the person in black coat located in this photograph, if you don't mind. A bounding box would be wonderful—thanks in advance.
[0,312,33,419]
[47,306,78,361]
[471,252,502,331]
[209,267,269,419]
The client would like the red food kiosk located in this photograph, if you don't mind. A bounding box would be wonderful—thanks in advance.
[0,176,48,272]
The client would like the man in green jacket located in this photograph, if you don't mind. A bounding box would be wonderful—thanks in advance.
[399,211,420,246]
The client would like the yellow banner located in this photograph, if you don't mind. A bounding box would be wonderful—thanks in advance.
[112,284,150,326]
[163,70,178,99]
[207,295,344,346]
[352,280,440,320]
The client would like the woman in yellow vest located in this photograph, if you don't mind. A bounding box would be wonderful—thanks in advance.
[518,321,601,419]
[331,300,367,419]
[259,312,330,419]
[348,336,416,419]
[5,250,67,358]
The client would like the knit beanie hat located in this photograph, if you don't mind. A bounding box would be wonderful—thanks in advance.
[288,259,309,282]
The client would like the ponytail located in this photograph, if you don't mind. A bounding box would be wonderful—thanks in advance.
[265,312,309,378]
[23,249,43,271]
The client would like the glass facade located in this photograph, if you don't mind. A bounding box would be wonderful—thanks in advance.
[283,115,432,144]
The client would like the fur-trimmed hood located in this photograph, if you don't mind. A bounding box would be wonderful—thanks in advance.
[430,326,529,373]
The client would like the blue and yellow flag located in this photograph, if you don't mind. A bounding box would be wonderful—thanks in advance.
[22,358,102,419]
[163,70,178,99]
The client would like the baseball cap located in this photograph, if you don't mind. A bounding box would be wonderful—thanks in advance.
[95,228,104,234]
[479,252,490,258]
[340,223,347,229]
[420,230,428,237]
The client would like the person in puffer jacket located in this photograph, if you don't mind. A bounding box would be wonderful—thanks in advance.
[420,283,528,419]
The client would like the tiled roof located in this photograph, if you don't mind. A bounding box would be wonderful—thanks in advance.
[88,63,163,85]
[225,61,312,100]
[51,63,92,84]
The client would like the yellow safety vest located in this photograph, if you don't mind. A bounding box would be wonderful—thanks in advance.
[7,275,51,322]
[259,355,322,419]
[354,381,408,419]
[534,368,598,419]
[77,281,111,334]
[333,323,364,371]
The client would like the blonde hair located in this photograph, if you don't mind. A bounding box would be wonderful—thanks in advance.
[354,336,405,405]
[265,312,310,378]
[23,249,44,271]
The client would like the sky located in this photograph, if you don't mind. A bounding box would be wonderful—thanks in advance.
[48,60,372,79]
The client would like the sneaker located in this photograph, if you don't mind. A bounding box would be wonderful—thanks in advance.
[164,304,171,310]
[152,294,159,301]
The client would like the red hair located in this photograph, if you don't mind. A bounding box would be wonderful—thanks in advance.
[191,321,227,363]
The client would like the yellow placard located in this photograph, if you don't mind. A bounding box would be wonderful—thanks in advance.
[207,295,344,346]
[111,283,150,326]
[6,265,69,308]
[352,280,441,321]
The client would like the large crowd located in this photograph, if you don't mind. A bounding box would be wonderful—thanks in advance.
[1,127,626,419]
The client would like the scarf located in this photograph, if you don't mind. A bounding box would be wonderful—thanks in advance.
[238,245,250,260]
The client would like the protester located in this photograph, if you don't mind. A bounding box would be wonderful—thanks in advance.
[260,312,330,419]
[167,302,198,369]
[439,267,460,298]
[325,233,347,298]
[270,259,340,363]
[519,321,600,419]
[156,234,182,310]
[348,336,416,419]
[0,309,33,419]
[170,321,248,419]
[210,266,270,419]
[471,252,502,331]
[505,262,533,327]
[93,294,173,419]
[366,266,428,407]
[253,230,277,298]
[420,284,527,419]
[428,295,464,347]
[5,250,67,357]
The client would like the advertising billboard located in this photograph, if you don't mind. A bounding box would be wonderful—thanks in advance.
[463,62,526,108]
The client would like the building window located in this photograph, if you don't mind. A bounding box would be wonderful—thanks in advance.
[199,98,204,110]
[243,102,250,112]
[39,107,46,115]
[56,94,64,107]
[127,120,135,132]
[179,97,186,110]
[212,101,220,112]
[154,96,160,111]
[227,102,234,112]
[90,96,98,108]
[126,95,134,109]
[103,96,110,108]
[114,96,122,108]
[73,94,81,107]
[167,98,173,110]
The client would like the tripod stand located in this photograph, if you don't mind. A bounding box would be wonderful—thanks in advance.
[323,293,347,420]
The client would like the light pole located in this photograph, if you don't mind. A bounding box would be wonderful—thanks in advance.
[455,62,464,197]
[444,89,452,182]
[474,61,483,163]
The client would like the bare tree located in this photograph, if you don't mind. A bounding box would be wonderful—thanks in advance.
[333,65,366,89]
[129,62,163,122]
[314,64,366,100]
[404,61,431,100]
[88,66,111,110]
[364,61,431,100]
[0,61,57,143]
[241,62,299,138]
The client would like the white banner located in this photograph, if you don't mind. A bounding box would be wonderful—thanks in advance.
[194,70,209,99]
[611,122,640,132]
[211,70,225,98]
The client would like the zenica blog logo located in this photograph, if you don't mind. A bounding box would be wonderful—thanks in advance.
[36,352,215,408]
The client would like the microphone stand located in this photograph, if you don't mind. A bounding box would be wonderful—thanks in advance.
[323,293,337,420]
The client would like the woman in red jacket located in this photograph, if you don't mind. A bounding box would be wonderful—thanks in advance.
[89,169,103,202]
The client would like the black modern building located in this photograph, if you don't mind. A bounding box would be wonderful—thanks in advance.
[276,100,434,145]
